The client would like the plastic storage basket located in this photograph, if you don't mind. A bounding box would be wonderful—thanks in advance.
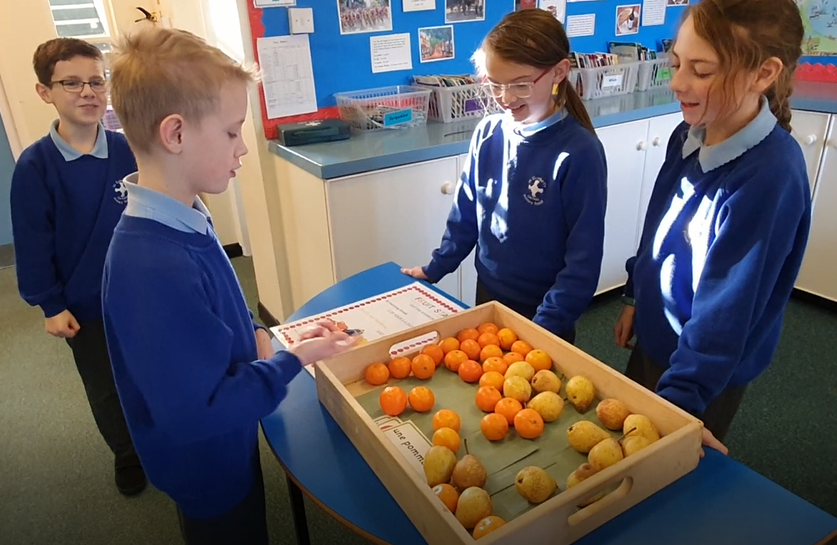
[636,56,672,92]
[418,83,503,123]
[570,62,639,101]
[334,85,432,131]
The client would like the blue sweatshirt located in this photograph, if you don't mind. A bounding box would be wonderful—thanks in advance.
[626,99,811,416]
[424,110,607,336]
[10,122,136,321]
[102,179,302,519]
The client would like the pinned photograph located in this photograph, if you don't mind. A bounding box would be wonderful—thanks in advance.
[616,4,641,35]
[445,0,485,23]
[515,0,538,10]
[338,0,393,35]
[419,25,455,62]
[666,0,689,4]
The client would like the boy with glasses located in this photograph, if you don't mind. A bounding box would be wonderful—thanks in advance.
[10,37,144,496]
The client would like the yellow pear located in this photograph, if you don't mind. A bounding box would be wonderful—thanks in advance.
[596,398,630,430]
[566,420,611,453]
[424,445,457,487]
[503,376,532,404]
[455,487,492,529]
[588,438,624,471]
[623,414,661,442]
[452,454,487,490]
[527,391,565,422]
[531,370,562,394]
[621,435,653,457]
[565,375,596,412]
[515,466,557,504]
[505,361,536,382]
[566,463,604,507]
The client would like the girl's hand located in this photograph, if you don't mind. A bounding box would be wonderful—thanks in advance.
[45,310,81,339]
[289,330,357,367]
[614,305,636,348]
[255,328,276,360]
[700,428,729,458]
[401,266,429,281]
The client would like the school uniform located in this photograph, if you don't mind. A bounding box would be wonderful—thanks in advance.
[10,121,143,493]
[102,178,304,544]
[624,99,811,439]
[424,109,608,341]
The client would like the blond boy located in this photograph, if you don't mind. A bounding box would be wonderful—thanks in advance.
[103,27,354,543]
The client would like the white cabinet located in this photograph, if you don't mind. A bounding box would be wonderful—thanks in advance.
[790,109,830,194]
[327,157,462,300]
[796,115,837,302]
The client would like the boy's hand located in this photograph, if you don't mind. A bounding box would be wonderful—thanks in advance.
[45,310,80,339]
[289,328,357,367]
[614,305,636,348]
[401,266,428,281]
[700,428,729,458]
[255,328,275,360]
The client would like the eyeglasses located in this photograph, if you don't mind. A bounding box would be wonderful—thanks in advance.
[481,68,552,99]
[50,79,108,94]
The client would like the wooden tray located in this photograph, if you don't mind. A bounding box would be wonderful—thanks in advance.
[315,301,703,544]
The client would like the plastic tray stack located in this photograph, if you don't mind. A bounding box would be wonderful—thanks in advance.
[570,62,640,101]
[334,85,432,131]
[636,56,672,92]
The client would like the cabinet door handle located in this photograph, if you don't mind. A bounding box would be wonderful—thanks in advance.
[801,134,818,146]
[652,137,662,147]
[636,141,647,151]
[441,182,454,195]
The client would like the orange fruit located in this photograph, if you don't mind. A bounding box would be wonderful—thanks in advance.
[432,483,459,512]
[439,337,460,354]
[477,332,500,349]
[479,344,503,362]
[473,516,507,539]
[477,322,499,335]
[411,354,436,380]
[433,427,461,453]
[379,386,407,416]
[475,386,502,412]
[514,408,545,439]
[458,360,483,383]
[432,409,461,432]
[480,413,509,442]
[459,339,481,360]
[457,328,480,343]
[482,356,508,376]
[443,349,468,373]
[510,340,534,357]
[408,386,435,412]
[525,349,553,372]
[479,371,505,391]
[495,397,523,425]
[503,351,525,365]
[388,356,411,379]
[421,344,445,367]
[364,363,390,386]
[496,328,518,351]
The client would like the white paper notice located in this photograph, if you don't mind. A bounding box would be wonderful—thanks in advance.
[566,14,596,36]
[370,33,413,74]
[403,0,436,11]
[256,35,317,119]
[642,0,666,26]
[539,0,567,22]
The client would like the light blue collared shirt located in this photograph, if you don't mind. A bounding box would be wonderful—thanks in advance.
[49,119,108,161]
[682,96,776,172]
[515,107,568,137]
[122,173,212,235]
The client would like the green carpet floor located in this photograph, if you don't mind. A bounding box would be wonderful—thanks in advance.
[0,257,834,544]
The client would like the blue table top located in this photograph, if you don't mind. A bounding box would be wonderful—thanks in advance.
[261,262,837,545]
[267,81,837,180]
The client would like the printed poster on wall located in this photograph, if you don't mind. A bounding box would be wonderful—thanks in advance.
[797,0,837,55]
[540,0,567,22]
[616,4,641,35]
[445,0,485,23]
[403,0,436,11]
[338,0,394,35]
[419,25,455,62]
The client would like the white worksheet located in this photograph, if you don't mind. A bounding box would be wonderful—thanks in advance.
[256,35,318,119]
[566,14,596,36]
[370,33,413,74]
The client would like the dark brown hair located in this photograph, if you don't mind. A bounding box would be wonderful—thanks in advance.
[32,38,104,86]
[475,9,594,132]
[686,0,803,132]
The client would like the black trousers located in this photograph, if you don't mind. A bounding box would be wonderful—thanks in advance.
[625,345,746,442]
[177,449,268,545]
[475,279,576,345]
[66,319,138,468]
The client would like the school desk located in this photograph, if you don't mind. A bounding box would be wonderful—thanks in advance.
[261,262,837,545]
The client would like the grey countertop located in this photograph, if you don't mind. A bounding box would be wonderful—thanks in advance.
[268,81,837,180]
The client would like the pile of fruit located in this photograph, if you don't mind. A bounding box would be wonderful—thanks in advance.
[361,322,663,540]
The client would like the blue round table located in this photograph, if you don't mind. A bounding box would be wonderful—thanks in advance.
[261,262,837,545]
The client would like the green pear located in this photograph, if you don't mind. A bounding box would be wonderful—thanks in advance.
[566,463,603,507]
[455,487,492,529]
[452,454,487,490]
[527,391,565,422]
[623,414,661,442]
[423,445,457,487]
[621,435,653,457]
[531,370,562,394]
[566,420,611,453]
[596,398,630,430]
[565,375,596,412]
[588,438,624,471]
[515,466,558,504]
